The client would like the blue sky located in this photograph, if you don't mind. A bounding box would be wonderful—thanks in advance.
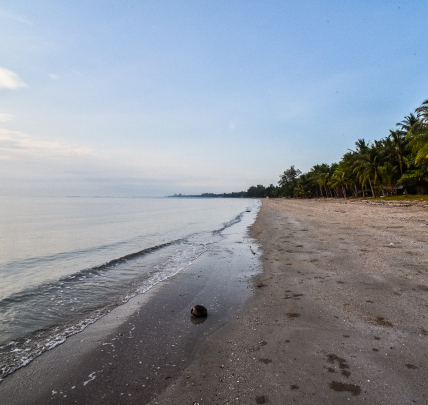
[1,0,427,196]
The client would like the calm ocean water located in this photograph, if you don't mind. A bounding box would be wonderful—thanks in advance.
[0,196,260,380]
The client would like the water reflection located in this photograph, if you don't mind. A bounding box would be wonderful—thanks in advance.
[190,315,207,325]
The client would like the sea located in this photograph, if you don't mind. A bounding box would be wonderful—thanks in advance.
[0,196,260,381]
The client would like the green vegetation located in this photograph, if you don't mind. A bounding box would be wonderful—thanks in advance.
[254,98,428,198]
[171,98,428,199]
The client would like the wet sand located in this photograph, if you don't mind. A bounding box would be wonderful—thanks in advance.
[152,198,428,404]
[0,209,261,404]
[2,198,428,404]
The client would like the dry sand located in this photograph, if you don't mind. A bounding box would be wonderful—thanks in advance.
[152,198,428,404]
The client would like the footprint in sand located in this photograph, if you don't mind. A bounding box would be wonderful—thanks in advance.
[329,381,361,396]
[286,313,300,318]
[326,354,351,378]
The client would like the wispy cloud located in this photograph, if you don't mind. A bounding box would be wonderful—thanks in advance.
[0,67,28,90]
[0,129,94,160]
[49,74,60,80]
[0,113,14,122]
[0,9,33,26]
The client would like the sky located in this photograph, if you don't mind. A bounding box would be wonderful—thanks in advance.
[1,0,428,196]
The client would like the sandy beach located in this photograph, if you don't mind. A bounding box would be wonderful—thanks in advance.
[1,198,428,404]
[0,205,260,404]
[152,198,428,404]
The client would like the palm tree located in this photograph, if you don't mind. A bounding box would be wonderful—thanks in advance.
[415,98,428,116]
[273,98,428,199]
[317,172,332,197]
[387,130,409,175]
[397,113,419,134]
[308,164,332,197]
[378,162,398,195]
[329,167,352,198]
[347,139,371,197]
[407,100,428,166]
[355,146,383,197]
[397,154,428,194]
[385,129,409,195]
[354,138,370,154]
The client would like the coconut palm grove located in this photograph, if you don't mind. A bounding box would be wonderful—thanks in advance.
[172,98,428,199]
[276,98,428,199]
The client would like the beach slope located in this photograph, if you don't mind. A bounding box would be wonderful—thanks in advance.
[153,198,428,404]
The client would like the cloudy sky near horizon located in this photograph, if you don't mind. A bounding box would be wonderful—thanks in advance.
[1,0,428,196]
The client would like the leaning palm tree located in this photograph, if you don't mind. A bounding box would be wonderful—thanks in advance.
[352,164,367,197]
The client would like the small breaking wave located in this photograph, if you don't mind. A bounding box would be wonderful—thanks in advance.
[0,239,207,380]
[0,202,259,381]
[0,239,183,309]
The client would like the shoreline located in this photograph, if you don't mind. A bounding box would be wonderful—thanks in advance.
[2,198,428,404]
[0,205,261,404]
[152,198,428,404]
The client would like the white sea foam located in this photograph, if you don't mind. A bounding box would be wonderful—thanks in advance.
[83,372,96,386]
[0,198,261,381]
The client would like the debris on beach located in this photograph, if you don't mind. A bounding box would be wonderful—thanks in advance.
[190,305,208,317]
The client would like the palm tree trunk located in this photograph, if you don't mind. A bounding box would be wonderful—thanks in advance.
[399,158,408,195]
[368,178,375,197]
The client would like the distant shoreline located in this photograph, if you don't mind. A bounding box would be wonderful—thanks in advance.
[168,192,247,198]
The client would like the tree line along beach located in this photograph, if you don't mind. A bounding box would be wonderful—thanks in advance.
[171,97,428,200]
